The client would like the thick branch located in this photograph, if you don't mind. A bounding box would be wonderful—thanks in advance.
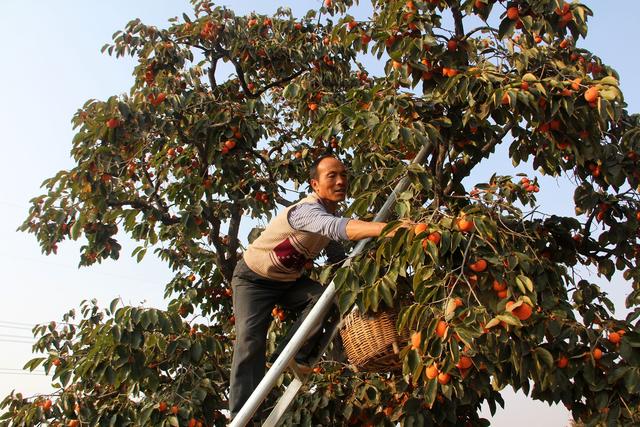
[582,205,598,239]
[202,209,226,271]
[451,4,465,39]
[207,55,218,88]
[275,195,293,207]
[444,123,514,195]
[141,161,170,213]
[213,41,309,98]
[221,203,243,282]
[106,199,179,225]
[233,59,308,99]
[434,141,448,207]
[465,25,499,39]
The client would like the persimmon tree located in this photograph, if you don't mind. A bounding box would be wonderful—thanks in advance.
[2,0,640,425]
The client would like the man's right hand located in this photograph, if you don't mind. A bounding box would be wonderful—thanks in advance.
[384,219,413,238]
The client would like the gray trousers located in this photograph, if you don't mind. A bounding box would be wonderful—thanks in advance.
[229,259,338,420]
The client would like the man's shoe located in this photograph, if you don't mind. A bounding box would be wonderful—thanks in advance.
[288,360,313,378]
[266,359,313,378]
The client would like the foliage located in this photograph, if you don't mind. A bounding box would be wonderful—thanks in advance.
[3,0,640,425]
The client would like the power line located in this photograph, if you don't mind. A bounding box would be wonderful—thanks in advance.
[0,320,35,327]
[0,370,47,376]
[0,324,34,331]
[0,334,33,340]
[0,250,166,287]
[0,199,25,209]
[0,339,35,344]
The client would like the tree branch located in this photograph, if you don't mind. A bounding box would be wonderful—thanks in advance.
[214,41,309,98]
[275,195,293,207]
[141,160,170,213]
[202,208,226,271]
[434,141,448,207]
[465,25,498,39]
[444,123,514,196]
[224,203,243,281]
[207,55,218,89]
[233,58,308,99]
[106,199,179,225]
[451,4,465,39]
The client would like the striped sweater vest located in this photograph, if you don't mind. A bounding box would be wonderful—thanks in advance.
[243,193,331,281]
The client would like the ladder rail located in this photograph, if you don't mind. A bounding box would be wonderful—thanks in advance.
[229,141,433,427]
[262,316,345,427]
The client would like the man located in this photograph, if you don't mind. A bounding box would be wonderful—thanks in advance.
[229,154,400,420]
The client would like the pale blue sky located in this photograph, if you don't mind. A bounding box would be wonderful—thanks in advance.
[0,1,637,425]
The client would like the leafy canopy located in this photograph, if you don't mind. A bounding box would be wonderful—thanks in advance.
[3,0,640,426]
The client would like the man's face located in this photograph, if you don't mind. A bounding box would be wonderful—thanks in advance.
[311,157,348,202]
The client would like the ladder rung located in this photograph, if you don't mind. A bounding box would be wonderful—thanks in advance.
[262,378,304,427]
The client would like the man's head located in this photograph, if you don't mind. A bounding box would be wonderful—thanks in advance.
[309,155,348,205]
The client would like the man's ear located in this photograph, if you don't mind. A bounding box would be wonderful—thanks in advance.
[310,178,318,192]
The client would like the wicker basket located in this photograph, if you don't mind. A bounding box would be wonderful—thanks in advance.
[339,309,408,372]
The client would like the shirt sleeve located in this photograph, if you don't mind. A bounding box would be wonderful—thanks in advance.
[287,202,350,241]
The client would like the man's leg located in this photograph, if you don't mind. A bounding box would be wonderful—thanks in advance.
[276,276,338,364]
[229,262,280,420]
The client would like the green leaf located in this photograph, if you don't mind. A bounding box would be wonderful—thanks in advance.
[333,267,350,291]
[624,368,639,394]
[283,83,300,99]
[109,298,119,314]
[498,18,516,40]
[485,317,501,329]
[497,313,522,327]
[515,274,534,294]
[191,341,203,362]
[423,377,438,406]
[138,406,153,425]
[338,291,357,315]
[318,266,333,285]
[136,248,147,263]
[431,116,452,127]
[535,347,554,368]
[379,278,395,308]
[361,258,378,286]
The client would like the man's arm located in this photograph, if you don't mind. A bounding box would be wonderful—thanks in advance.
[344,220,388,241]
[288,202,409,241]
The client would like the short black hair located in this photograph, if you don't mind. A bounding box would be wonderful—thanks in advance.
[309,154,338,184]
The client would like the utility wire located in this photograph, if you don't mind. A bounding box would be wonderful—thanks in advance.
[0,324,33,331]
[0,250,165,287]
[0,370,47,376]
[0,334,33,340]
[0,320,35,327]
[0,339,35,344]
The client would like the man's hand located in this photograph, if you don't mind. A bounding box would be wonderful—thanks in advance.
[384,219,414,238]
